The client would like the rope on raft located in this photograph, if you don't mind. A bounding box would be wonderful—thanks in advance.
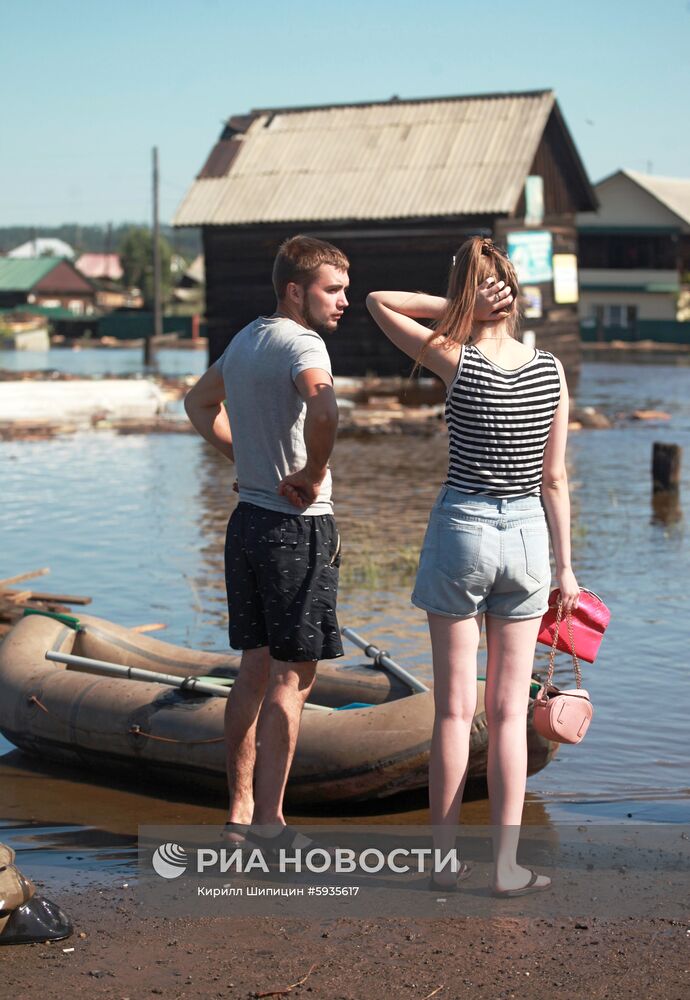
[128,725,224,744]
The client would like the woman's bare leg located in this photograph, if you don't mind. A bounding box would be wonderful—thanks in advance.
[484,615,550,892]
[427,612,481,885]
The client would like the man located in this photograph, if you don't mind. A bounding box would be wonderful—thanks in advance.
[184,235,349,850]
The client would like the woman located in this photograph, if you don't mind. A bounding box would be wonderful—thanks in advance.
[366,237,579,896]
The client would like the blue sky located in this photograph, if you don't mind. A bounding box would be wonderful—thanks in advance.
[2,0,689,226]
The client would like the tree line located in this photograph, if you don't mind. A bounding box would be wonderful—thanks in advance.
[0,224,201,260]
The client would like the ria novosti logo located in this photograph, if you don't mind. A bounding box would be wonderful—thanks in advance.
[152,843,188,879]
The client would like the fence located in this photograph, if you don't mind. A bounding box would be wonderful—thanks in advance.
[98,313,206,340]
[580,320,690,344]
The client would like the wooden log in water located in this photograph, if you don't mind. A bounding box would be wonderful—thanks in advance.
[5,591,32,604]
[25,592,92,605]
[0,568,50,589]
[652,442,682,493]
[0,567,92,632]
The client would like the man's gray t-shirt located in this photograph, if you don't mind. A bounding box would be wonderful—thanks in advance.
[215,316,333,516]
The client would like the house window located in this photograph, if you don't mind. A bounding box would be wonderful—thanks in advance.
[579,233,677,269]
[603,305,638,330]
[606,305,625,327]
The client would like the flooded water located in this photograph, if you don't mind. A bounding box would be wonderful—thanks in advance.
[1,352,689,887]
[0,345,206,378]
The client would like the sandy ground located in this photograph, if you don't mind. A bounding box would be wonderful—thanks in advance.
[0,885,687,1000]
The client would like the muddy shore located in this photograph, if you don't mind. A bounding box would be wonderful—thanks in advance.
[1,886,687,1000]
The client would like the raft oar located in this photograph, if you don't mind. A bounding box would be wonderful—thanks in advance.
[341,627,429,694]
[44,650,330,711]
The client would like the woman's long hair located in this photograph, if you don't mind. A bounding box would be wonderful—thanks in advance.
[416,236,520,371]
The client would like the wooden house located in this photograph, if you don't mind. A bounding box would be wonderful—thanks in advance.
[0,258,97,314]
[173,90,597,379]
[577,169,690,339]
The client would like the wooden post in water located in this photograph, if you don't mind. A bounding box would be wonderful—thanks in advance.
[651,442,682,523]
[652,443,681,493]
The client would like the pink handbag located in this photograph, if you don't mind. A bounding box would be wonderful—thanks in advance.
[533,601,593,745]
[537,588,610,664]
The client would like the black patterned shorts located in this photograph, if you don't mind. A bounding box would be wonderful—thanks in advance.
[224,502,343,662]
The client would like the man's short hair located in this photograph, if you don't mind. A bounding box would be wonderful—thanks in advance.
[272,235,349,299]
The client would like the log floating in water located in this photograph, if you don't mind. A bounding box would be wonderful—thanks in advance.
[0,568,50,588]
[0,568,92,633]
[24,592,92,605]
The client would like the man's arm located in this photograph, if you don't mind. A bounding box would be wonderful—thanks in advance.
[278,368,338,508]
[183,364,234,462]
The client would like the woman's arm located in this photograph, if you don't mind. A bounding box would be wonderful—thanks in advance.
[367,291,448,320]
[540,358,580,613]
[184,364,235,462]
[366,279,514,386]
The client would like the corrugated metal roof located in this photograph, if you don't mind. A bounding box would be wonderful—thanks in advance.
[623,170,690,229]
[0,257,61,291]
[173,91,556,226]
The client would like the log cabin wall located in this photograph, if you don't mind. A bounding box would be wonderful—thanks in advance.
[204,219,493,376]
[204,213,581,384]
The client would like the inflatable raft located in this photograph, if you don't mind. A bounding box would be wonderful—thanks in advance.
[0,612,557,805]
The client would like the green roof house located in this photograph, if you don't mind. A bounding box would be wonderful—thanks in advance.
[0,258,96,314]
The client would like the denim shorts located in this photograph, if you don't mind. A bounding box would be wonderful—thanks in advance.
[411,486,551,621]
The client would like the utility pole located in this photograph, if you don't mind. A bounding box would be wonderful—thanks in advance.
[146,145,162,366]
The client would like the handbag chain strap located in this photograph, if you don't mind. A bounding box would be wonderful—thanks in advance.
[543,599,583,690]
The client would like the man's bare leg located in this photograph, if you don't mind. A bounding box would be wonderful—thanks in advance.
[251,658,317,826]
[224,646,270,829]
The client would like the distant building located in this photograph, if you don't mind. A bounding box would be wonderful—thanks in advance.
[172,254,205,306]
[75,252,124,282]
[173,90,597,378]
[75,252,133,310]
[7,237,75,259]
[0,258,97,314]
[577,170,690,339]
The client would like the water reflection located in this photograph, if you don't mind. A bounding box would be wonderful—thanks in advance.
[651,490,683,526]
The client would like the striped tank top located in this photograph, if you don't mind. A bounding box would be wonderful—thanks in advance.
[445,344,561,498]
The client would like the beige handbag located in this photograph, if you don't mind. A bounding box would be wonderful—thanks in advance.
[0,863,36,937]
[533,600,593,745]
[0,845,16,868]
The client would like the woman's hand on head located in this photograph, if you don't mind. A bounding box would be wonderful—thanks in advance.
[475,277,513,322]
